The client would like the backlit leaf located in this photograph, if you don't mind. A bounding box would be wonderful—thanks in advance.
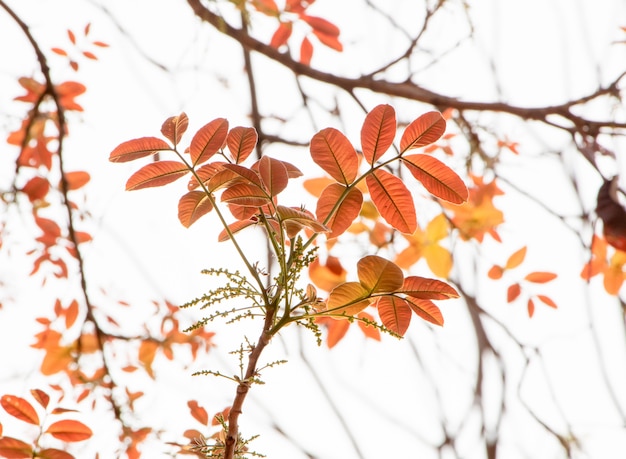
[218,219,257,242]
[326,282,371,316]
[139,340,158,379]
[178,191,214,228]
[488,265,504,280]
[375,296,412,336]
[0,395,39,425]
[161,112,189,146]
[300,36,313,65]
[258,156,288,196]
[400,111,446,153]
[302,16,340,38]
[405,297,444,326]
[276,205,329,234]
[400,276,459,299]
[356,311,381,342]
[324,317,350,348]
[366,169,416,234]
[506,246,527,269]
[316,183,363,238]
[303,177,335,197]
[227,126,257,163]
[187,161,226,190]
[46,419,92,442]
[524,272,557,283]
[361,104,396,164]
[221,183,270,207]
[210,164,262,192]
[109,137,171,163]
[311,28,343,51]
[402,154,468,204]
[125,161,189,191]
[527,299,535,318]
[30,389,50,409]
[310,128,358,184]
[357,255,404,294]
[190,118,228,165]
[270,22,292,49]
[0,437,32,458]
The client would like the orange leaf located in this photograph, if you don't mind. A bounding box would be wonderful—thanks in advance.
[401,154,468,204]
[506,246,527,269]
[226,126,257,163]
[125,161,189,191]
[375,296,412,336]
[270,22,293,49]
[302,15,340,37]
[310,128,358,184]
[46,419,92,442]
[63,171,90,190]
[30,389,50,409]
[405,297,444,326]
[276,205,329,235]
[316,183,363,238]
[400,276,459,299]
[357,255,404,294]
[326,282,371,316]
[65,299,79,329]
[190,118,228,166]
[537,295,557,309]
[258,156,288,196]
[311,29,343,51]
[139,340,158,378]
[109,137,171,163]
[0,395,39,425]
[527,299,535,318]
[217,219,257,242]
[488,265,504,280]
[524,272,557,283]
[400,111,446,153]
[0,437,33,458]
[361,104,396,165]
[303,176,335,197]
[178,191,214,228]
[51,47,68,56]
[37,448,75,459]
[22,176,49,202]
[187,400,209,426]
[507,283,521,302]
[309,256,346,292]
[160,112,189,146]
[215,164,263,190]
[356,312,381,341]
[300,36,313,65]
[366,169,416,234]
[187,161,226,190]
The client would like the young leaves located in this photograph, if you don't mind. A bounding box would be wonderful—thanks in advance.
[125,161,189,191]
[109,137,171,163]
[310,128,358,185]
[400,111,446,153]
[190,118,228,166]
[401,154,468,204]
[361,104,396,165]
[366,169,417,234]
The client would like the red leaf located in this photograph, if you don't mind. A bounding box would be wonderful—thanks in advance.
[109,137,171,163]
[310,128,358,184]
[507,283,521,302]
[311,29,343,51]
[178,191,214,228]
[527,298,535,318]
[302,16,340,37]
[46,419,92,442]
[300,37,313,65]
[22,176,49,202]
[188,162,226,190]
[316,183,363,238]
[0,437,33,458]
[357,255,404,294]
[524,272,557,283]
[400,276,459,299]
[125,161,189,191]
[226,126,258,163]
[51,47,68,56]
[161,113,189,146]
[400,111,446,153]
[375,296,412,336]
[270,22,293,49]
[187,400,209,426]
[276,205,329,235]
[401,154,468,204]
[67,29,76,44]
[258,156,288,196]
[0,395,39,425]
[361,104,396,165]
[37,448,75,459]
[30,389,50,409]
[366,169,416,234]
[221,183,270,207]
[405,297,444,326]
[190,118,228,165]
